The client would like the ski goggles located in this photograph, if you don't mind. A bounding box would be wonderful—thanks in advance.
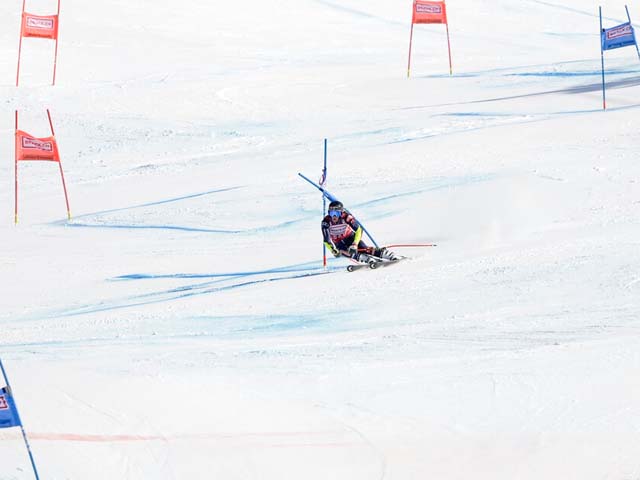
[328,209,342,218]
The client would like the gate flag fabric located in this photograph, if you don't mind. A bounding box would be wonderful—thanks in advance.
[16,131,60,162]
[16,0,61,86]
[0,359,41,480]
[413,0,447,24]
[0,387,21,429]
[21,13,59,39]
[14,110,71,224]
[407,0,452,77]
[599,5,640,110]
[602,22,636,51]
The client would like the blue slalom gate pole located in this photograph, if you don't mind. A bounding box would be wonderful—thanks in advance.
[321,139,328,268]
[298,172,379,248]
[0,359,40,480]
[625,5,640,60]
[600,6,607,110]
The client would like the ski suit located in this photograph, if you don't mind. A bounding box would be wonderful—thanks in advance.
[322,211,366,255]
[321,211,392,261]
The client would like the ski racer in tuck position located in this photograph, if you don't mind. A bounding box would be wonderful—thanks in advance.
[322,201,398,263]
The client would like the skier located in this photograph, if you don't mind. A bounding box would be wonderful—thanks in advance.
[322,200,397,262]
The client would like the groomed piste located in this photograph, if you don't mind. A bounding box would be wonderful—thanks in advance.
[1,0,640,478]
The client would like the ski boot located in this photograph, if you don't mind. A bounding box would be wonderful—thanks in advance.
[374,247,398,261]
[355,252,383,267]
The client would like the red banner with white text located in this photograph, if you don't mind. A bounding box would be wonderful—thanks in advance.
[15,130,60,162]
[14,110,71,223]
[21,13,59,39]
[412,0,447,25]
[16,0,61,86]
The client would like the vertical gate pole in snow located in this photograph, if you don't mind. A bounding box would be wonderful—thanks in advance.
[16,0,61,86]
[445,21,453,75]
[52,0,61,85]
[407,0,452,78]
[15,0,25,86]
[46,109,71,220]
[0,359,41,480]
[14,112,19,224]
[600,6,606,110]
[407,22,415,78]
[15,110,71,224]
[599,5,640,110]
[320,139,328,268]
[625,5,640,60]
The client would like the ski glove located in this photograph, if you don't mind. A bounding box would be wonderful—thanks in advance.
[348,244,359,255]
[330,245,340,257]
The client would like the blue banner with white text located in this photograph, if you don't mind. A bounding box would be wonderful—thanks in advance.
[0,387,22,429]
[602,22,637,51]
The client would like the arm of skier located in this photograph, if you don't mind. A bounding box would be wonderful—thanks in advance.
[322,219,340,257]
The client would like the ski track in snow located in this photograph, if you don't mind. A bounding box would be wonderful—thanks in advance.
[3,0,640,478]
[43,266,338,319]
[67,186,245,219]
[401,71,640,110]
[416,61,640,80]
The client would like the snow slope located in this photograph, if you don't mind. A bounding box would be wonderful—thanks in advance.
[1,0,640,478]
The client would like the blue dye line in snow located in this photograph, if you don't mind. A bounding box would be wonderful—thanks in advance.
[394,86,640,126]
[386,117,541,143]
[112,262,324,281]
[55,186,253,233]
[64,217,306,235]
[61,172,490,234]
[230,313,326,334]
[139,276,235,295]
[2,308,360,349]
[410,59,592,80]
[507,68,640,78]
[64,223,243,234]
[89,270,333,315]
[63,186,243,221]
[184,308,356,336]
[401,58,640,95]
[563,77,640,95]
[421,67,640,80]
[51,266,343,318]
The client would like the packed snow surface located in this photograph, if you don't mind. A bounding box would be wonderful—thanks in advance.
[1,0,639,478]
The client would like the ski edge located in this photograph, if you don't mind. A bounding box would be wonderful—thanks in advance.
[346,257,405,272]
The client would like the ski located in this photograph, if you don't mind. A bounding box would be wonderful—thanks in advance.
[346,257,404,272]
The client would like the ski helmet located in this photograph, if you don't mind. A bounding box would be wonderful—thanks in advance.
[328,200,344,213]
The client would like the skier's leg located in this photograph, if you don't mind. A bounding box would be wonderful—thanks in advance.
[341,236,367,260]
[354,241,375,261]
[334,240,348,255]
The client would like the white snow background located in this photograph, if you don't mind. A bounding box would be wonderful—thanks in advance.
[1,0,640,478]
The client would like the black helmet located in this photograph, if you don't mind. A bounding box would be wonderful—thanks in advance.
[328,200,344,213]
